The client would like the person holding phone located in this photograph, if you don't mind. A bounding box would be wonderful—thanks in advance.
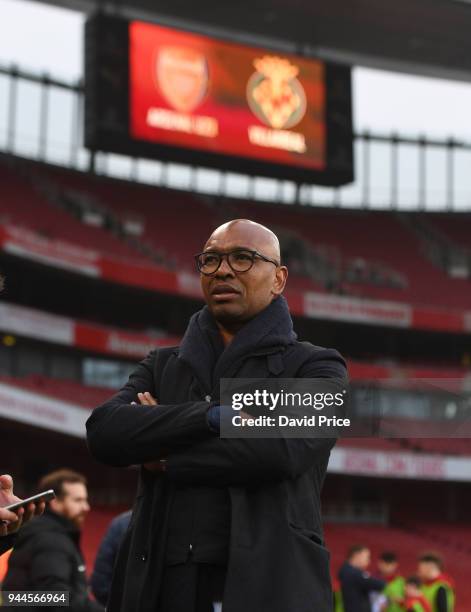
[0,474,45,556]
[2,469,104,612]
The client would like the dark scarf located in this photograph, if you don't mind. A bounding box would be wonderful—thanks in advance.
[178,296,297,394]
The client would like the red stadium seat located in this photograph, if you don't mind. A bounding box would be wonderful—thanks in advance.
[2,159,471,310]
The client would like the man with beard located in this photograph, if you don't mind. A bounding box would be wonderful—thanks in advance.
[2,469,103,612]
[87,219,348,612]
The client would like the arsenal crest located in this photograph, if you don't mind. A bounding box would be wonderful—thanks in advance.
[157,46,209,113]
[247,56,307,130]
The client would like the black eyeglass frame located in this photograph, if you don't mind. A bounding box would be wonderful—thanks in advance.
[194,249,280,275]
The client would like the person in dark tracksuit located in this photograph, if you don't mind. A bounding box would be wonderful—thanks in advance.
[338,545,386,612]
[91,510,132,606]
[2,470,103,612]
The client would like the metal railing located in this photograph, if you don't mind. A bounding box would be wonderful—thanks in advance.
[1,63,471,210]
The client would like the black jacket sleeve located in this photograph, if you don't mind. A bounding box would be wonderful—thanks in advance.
[354,572,385,593]
[0,533,17,556]
[86,351,214,467]
[90,513,131,607]
[165,437,336,486]
[29,534,104,612]
[164,349,347,486]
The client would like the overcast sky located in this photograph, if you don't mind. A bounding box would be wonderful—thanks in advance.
[2,0,471,137]
[1,0,471,209]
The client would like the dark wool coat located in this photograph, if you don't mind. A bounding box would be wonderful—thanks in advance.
[86,297,347,612]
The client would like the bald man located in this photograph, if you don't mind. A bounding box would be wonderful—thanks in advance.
[87,220,347,612]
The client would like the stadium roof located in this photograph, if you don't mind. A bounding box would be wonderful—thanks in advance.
[33,0,471,81]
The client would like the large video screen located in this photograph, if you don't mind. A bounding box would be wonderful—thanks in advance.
[85,14,353,185]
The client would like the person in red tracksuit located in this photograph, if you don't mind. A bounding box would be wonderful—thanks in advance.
[403,577,431,612]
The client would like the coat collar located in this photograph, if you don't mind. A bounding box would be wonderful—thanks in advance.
[178,296,296,393]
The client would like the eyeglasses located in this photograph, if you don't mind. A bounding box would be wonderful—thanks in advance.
[195,249,280,275]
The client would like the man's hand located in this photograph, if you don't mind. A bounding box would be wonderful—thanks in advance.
[137,392,157,406]
[132,392,165,472]
[0,474,45,537]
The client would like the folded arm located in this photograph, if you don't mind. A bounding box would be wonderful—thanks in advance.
[164,436,336,486]
[86,351,214,467]
[164,349,347,486]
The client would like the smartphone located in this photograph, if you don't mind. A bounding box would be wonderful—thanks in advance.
[3,489,55,513]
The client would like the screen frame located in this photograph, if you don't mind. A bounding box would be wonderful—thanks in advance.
[85,13,353,186]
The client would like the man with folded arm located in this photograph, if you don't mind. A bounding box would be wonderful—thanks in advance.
[87,219,348,612]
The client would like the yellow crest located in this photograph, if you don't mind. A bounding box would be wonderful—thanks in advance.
[247,55,307,130]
